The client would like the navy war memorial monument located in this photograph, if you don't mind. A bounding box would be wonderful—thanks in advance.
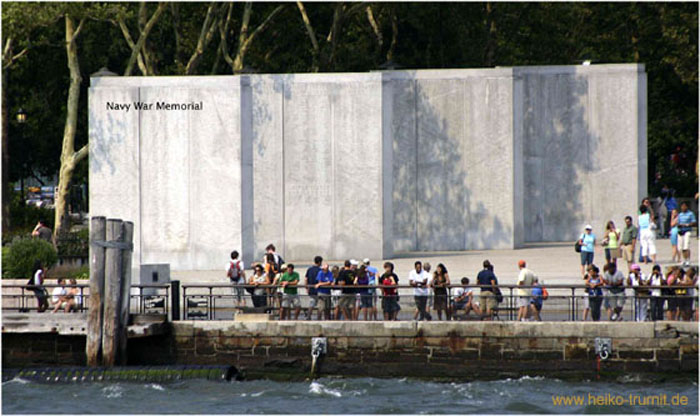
[89,64,647,271]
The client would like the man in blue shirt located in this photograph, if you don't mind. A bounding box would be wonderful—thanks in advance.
[305,256,323,320]
[578,225,596,278]
[314,263,334,320]
[677,202,697,266]
[363,258,379,320]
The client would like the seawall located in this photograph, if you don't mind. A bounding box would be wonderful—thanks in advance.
[3,321,697,381]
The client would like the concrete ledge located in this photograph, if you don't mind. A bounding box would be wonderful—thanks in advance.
[166,320,687,339]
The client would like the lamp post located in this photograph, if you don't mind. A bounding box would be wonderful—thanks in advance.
[16,108,27,200]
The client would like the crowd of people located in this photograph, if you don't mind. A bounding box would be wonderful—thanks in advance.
[26,260,83,313]
[226,244,549,322]
[575,197,698,322]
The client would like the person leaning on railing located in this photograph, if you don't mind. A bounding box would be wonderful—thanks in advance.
[476,260,498,320]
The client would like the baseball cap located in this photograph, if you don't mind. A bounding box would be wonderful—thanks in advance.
[585,224,593,230]
[350,259,359,266]
[630,264,641,271]
[362,258,370,265]
[518,259,526,268]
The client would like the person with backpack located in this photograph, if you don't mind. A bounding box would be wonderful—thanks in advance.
[27,260,49,312]
[529,277,547,321]
[226,251,246,308]
[476,260,499,320]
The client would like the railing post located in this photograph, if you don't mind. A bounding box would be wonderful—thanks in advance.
[171,280,180,321]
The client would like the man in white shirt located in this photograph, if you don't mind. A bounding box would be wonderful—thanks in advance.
[516,260,537,321]
[451,277,480,318]
[51,278,68,313]
[409,261,431,321]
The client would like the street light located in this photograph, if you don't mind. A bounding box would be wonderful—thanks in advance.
[16,108,28,199]
[16,108,26,124]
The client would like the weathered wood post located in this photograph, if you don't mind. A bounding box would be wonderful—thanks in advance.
[117,221,134,365]
[101,218,124,367]
[86,216,106,366]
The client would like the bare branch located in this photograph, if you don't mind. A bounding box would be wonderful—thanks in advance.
[218,3,235,69]
[296,1,319,53]
[117,18,149,75]
[366,5,383,47]
[73,144,89,165]
[185,2,220,75]
[124,2,167,76]
[240,4,285,53]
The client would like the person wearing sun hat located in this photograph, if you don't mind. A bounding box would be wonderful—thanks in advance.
[578,224,596,278]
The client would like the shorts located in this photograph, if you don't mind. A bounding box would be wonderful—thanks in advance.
[308,295,319,308]
[622,244,634,262]
[339,294,354,310]
[452,300,468,311]
[479,291,497,310]
[360,294,373,308]
[281,293,301,308]
[678,231,693,251]
[517,296,530,308]
[580,251,594,266]
[231,285,245,302]
[433,294,448,310]
[678,297,693,311]
[317,293,331,311]
[606,291,626,309]
[382,297,400,313]
[605,247,620,261]
[530,300,542,312]
[666,296,678,311]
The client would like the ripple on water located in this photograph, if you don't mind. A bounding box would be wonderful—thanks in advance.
[101,384,123,399]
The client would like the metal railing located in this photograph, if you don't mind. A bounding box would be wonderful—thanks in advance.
[2,283,170,316]
[3,282,697,322]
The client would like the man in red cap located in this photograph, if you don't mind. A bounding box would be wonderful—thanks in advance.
[516,260,537,321]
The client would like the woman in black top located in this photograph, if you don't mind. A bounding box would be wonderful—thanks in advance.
[432,263,451,320]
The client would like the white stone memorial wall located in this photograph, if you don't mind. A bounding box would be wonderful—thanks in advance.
[89,65,646,270]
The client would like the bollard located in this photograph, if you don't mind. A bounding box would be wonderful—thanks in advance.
[171,280,181,321]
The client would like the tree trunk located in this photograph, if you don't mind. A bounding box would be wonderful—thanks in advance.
[54,15,88,241]
[484,2,497,67]
[1,66,9,231]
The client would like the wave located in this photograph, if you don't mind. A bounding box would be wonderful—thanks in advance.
[309,381,342,397]
[2,377,30,386]
[146,383,165,391]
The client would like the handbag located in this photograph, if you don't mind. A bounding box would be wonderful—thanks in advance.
[574,240,582,253]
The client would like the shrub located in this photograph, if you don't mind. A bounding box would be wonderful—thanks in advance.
[56,230,89,258]
[3,237,58,279]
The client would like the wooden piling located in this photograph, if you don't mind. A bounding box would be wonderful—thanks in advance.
[117,221,134,365]
[101,218,124,367]
[86,216,106,367]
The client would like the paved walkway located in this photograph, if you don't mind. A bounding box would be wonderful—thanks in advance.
[173,239,697,287]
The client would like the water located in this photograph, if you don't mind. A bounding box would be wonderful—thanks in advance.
[2,376,697,414]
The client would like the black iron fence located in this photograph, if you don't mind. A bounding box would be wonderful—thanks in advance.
[3,282,697,323]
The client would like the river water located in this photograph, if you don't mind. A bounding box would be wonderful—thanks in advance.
[2,376,697,414]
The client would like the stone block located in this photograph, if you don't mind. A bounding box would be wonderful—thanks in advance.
[617,349,654,360]
[234,313,270,322]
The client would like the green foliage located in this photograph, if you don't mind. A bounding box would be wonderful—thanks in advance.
[56,229,89,258]
[2,237,58,279]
